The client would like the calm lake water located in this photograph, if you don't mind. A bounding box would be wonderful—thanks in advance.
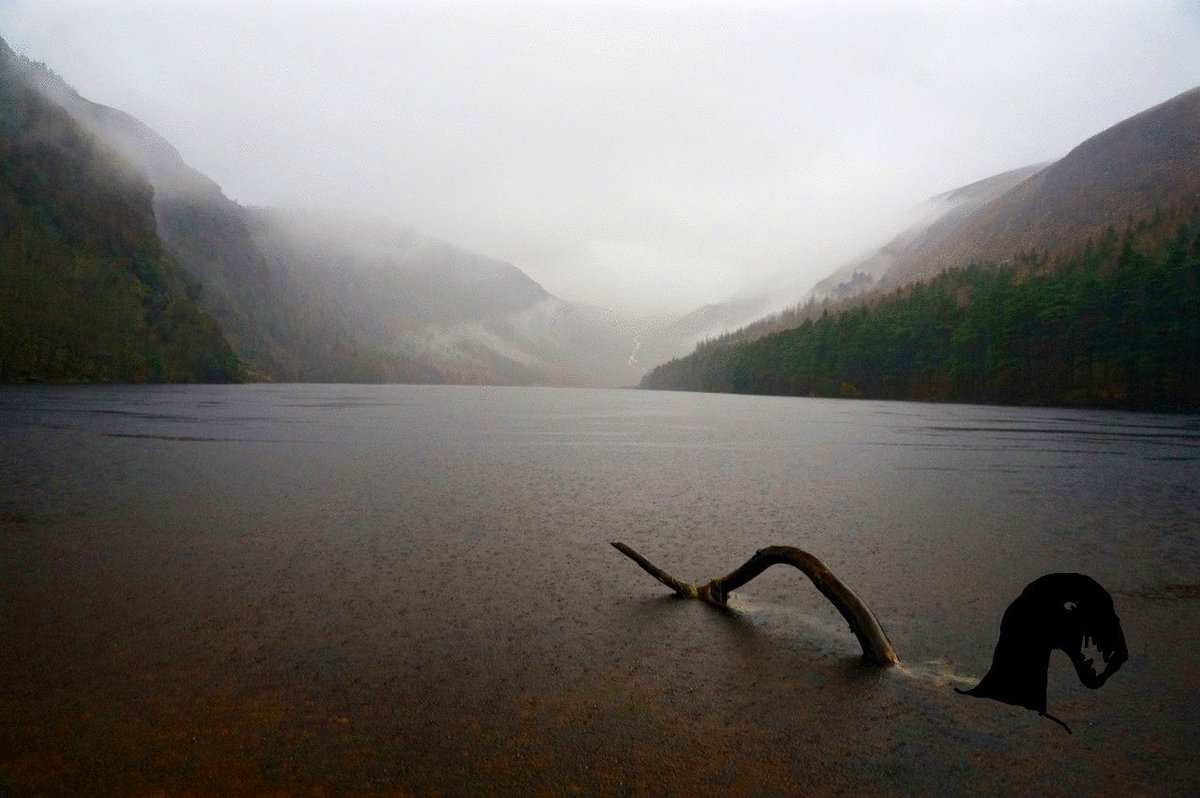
[2,384,1198,794]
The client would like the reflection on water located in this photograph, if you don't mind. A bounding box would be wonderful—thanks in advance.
[1,385,1197,793]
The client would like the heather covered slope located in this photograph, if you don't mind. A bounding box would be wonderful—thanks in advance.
[653,165,1049,360]
[810,164,1046,302]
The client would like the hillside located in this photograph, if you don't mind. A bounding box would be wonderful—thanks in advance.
[16,53,438,383]
[644,165,1048,362]
[0,38,240,383]
[642,85,1200,405]
[13,46,641,386]
[810,164,1046,301]
[882,86,1200,287]
[247,209,640,386]
[642,208,1200,410]
[691,86,1200,364]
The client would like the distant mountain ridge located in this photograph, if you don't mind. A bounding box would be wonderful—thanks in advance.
[247,207,638,386]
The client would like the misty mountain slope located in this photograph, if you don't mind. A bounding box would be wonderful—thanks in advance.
[641,204,1200,409]
[248,209,549,325]
[150,188,441,383]
[0,37,240,383]
[14,52,439,382]
[248,208,641,386]
[14,46,642,386]
[669,85,1200,362]
[882,85,1200,287]
[810,163,1046,301]
[643,85,1200,405]
[631,165,1046,373]
[20,62,224,203]
[629,293,781,374]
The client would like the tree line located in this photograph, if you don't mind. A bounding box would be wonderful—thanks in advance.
[641,208,1200,411]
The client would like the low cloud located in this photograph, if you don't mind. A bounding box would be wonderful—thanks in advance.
[4,1,1198,314]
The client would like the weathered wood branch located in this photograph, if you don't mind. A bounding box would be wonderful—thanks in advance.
[611,542,899,667]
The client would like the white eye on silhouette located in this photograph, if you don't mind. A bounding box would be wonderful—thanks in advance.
[1063,601,1077,611]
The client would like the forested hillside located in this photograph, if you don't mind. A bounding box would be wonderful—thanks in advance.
[642,208,1200,411]
[0,39,240,383]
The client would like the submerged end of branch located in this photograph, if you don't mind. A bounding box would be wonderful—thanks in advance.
[611,541,698,598]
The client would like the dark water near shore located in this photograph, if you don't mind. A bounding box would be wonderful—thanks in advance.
[2,384,1198,794]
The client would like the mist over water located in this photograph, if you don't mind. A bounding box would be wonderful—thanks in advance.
[1,385,1197,792]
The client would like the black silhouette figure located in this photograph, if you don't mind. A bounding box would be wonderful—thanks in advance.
[957,573,1128,733]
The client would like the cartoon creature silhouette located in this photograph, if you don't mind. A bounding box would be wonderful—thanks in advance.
[957,572,1128,733]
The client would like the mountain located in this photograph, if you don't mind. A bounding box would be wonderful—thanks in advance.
[246,208,640,386]
[641,85,1200,409]
[879,86,1200,288]
[625,293,779,375]
[630,164,1047,369]
[809,164,1046,301]
[670,85,1200,360]
[0,37,240,383]
[13,41,640,386]
[642,208,1200,409]
[17,52,439,383]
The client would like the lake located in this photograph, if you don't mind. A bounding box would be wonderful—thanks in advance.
[2,384,1198,794]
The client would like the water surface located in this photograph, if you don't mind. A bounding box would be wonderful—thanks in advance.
[2,385,1197,794]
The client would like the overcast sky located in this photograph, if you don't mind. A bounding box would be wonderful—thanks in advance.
[3,1,1199,314]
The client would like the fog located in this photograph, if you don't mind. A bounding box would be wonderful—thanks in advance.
[3,1,1198,315]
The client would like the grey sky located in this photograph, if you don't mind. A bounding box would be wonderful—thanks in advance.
[4,1,1199,314]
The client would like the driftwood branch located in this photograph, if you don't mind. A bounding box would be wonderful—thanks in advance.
[611,542,899,667]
